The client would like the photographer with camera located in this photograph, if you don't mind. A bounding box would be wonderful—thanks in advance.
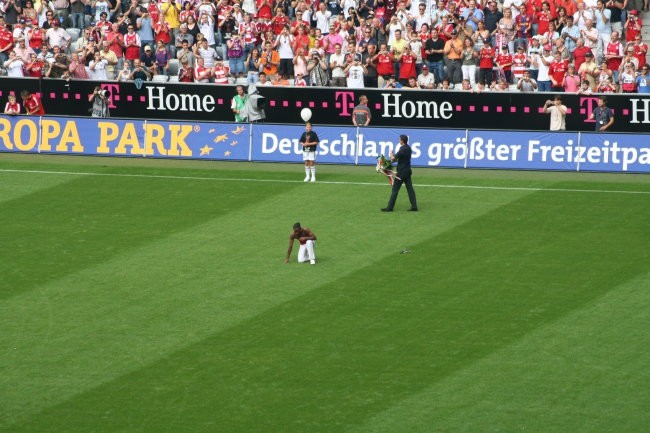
[89,86,110,118]
[306,49,328,86]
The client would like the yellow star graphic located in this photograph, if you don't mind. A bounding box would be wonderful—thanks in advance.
[213,134,228,143]
[224,150,231,157]
[232,125,245,134]
[230,140,237,146]
[200,145,213,156]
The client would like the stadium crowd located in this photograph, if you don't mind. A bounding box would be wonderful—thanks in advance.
[0,0,648,92]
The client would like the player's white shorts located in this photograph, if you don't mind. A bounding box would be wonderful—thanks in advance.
[297,240,316,263]
[303,151,316,161]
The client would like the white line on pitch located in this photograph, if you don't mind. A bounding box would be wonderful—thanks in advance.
[1,168,649,195]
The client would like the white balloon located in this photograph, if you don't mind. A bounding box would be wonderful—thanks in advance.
[300,108,312,123]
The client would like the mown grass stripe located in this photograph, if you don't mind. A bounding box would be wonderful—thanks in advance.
[2,167,650,195]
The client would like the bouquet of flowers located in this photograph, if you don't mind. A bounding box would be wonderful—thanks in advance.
[376,154,399,186]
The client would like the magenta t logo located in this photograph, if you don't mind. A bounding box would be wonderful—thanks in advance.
[579,97,598,123]
[334,91,356,116]
[101,83,120,109]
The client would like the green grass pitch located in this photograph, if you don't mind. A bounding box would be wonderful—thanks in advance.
[1,153,650,433]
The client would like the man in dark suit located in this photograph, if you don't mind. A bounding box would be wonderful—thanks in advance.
[382,134,418,212]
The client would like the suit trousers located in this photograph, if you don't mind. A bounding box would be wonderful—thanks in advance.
[386,172,417,210]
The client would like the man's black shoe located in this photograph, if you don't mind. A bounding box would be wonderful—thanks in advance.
[381,208,393,212]
[407,208,418,212]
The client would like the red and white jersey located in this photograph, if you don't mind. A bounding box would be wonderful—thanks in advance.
[256,0,272,19]
[213,65,228,84]
[27,60,45,77]
[496,52,513,71]
[512,52,527,79]
[4,101,21,114]
[194,64,211,82]
[0,27,14,51]
[154,22,171,44]
[179,9,196,23]
[605,40,623,71]
[239,22,257,44]
[148,2,161,23]
[479,46,495,68]
[376,52,394,76]
[632,42,647,68]
[27,28,45,50]
[23,94,45,115]
[549,59,569,84]
[272,14,290,35]
[124,33,141,60]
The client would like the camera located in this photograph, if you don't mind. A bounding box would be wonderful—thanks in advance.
[95,87,111,98]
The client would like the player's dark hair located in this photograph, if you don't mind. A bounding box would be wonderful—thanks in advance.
[400,134,408,144]
[293,222,301,230]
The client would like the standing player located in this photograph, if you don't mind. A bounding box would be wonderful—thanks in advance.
[285,222,317,265]
[299,122,319,182]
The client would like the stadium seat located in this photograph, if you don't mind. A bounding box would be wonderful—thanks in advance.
[66,28,80,43]
[152,74,169,83]
[167,59,179,77]
[235,77,248,85]
[168,76,179,82]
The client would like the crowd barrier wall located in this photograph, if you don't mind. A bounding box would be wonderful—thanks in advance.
[0,77,649,132]
[1,115,649,173]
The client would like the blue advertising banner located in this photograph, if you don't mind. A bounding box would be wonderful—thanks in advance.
[251,124,358,165]
[579,133,650,172]
[355,128,466,168]
[2,115,649,173]
[465,131,579,171]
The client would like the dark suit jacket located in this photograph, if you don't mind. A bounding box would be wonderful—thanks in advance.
[394,143,413,178]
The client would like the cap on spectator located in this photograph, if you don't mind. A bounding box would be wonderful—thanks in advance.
[516,45,524,50]
[543,44,552,50]
[450,29,458,35]
[100,11,108,17]
[19,18,25,24]
[144,45,152,51]
[234,3,240,7]
[501,44,508,49]
[89,37,94,41]
[629,9,638,14]
[422,64,428,70]
[627,45,635,51]
[90,21,96,26]
[354,54,362,61]
[585,51,593,56]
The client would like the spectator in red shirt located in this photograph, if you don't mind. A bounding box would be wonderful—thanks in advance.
[572,37,592,71]
[374,42,395,87]
[624,10,642,43]
[548,51,569,91]
[397,45,417,84]
[478,43,495,85]
[495,44,513,83]
[0,21,15,64]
